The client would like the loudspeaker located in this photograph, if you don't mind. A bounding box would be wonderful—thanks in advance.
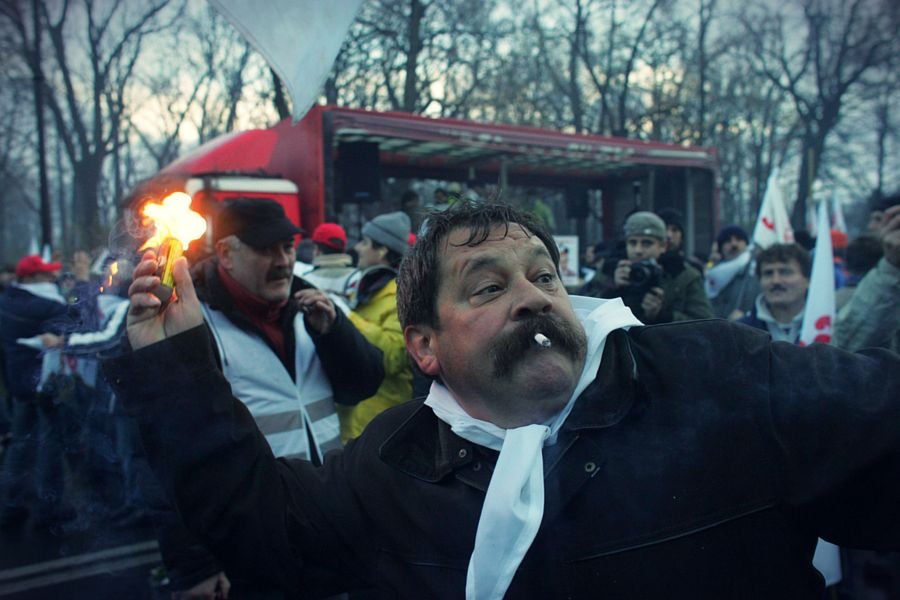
[338,142,381,204]
[565,184,589,219]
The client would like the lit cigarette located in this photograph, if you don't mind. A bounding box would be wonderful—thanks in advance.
[534,333,551,348]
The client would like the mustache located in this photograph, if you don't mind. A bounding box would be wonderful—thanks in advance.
[768,284,787,293]
[266,266,293,282]
[490,315,586,378]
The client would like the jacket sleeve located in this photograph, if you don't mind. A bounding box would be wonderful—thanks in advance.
[156,507,225,592]
[762,336,900,548]
[834,257,900,352]
[307,308,384,405]
[348,303,408,377]
[668,270,714,322]
[102,326,369,596]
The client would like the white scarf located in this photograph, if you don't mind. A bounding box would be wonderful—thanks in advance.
[14,281,67,304]
[705,250,752,299]
[425,296,642,600]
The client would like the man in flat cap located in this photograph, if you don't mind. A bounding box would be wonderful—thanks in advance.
[158,198,384,598]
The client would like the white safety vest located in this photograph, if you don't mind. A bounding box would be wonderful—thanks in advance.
[200,304,342,461]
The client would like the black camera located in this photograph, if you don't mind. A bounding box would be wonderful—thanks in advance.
[627,259,662,293]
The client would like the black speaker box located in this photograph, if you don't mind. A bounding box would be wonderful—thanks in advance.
[338,142,381,204]
[565,184,589,219]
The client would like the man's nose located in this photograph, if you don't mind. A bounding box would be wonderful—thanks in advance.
[273,246,293,265]
[510,278,553,320]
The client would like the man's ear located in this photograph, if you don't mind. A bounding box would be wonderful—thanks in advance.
[405,325,440,377]
[215,239,233,269]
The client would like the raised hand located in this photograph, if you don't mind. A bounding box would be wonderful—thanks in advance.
[294,288,337,335]
[126,250,203,351]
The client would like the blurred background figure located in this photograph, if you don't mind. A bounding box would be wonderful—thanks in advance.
[603,212,712,324]
[834,234,882,311]
[705,225,759,320]
[737,244,811,344]
[0,255,80,531]
[304,222,356,311]
[341,211,413,443]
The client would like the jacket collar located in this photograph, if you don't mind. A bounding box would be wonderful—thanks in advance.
[379,329,639,481]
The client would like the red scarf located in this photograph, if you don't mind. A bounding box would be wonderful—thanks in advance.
[217,264,289,363]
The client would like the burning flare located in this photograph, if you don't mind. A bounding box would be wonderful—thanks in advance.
[139,192,207,301]
[140,192,207,250]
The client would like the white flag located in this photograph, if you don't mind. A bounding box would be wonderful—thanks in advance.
[806,201,818,238]
[798,199,842,584]
[799,200,835,347]
[751,168,794,249]
[831,192,847,233]
[209,0,363,122]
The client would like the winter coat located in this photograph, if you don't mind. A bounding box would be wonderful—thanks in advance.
[835,257,900,353]
[104,319,900,599]
[340,268,412,442]
[151,259,385,591]
[0,284,77,398]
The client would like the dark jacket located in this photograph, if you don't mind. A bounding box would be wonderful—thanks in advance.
[0,285,78,398]
[154,259,386,591]
[104,320,900,599]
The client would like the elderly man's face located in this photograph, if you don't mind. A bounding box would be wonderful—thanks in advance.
[219,238,295,303]
[408,224,587,428]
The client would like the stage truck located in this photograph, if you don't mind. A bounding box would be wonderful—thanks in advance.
[126,105,720,273]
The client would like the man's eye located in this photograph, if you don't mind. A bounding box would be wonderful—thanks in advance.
[475,284,501,296]
[536,273,555,284]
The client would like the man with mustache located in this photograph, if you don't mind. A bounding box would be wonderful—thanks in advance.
[737,243,811,343]
[105,201,900,599]
[159,198,384,599]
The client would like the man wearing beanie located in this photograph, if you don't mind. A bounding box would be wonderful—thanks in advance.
[656,207,706,275]
[705,224,760,319]
[603,211,712,324]
[340,211,414,442]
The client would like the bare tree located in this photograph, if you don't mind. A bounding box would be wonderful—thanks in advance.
[11,0,181,248]
[742,0,899,226]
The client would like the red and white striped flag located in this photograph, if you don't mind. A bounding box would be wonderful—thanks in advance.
[751,168,794,249]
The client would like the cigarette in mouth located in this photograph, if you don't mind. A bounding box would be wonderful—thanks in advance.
[534,333,552,348]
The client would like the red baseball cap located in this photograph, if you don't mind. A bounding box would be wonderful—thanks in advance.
[16,255,63,278]
[312,223,347,251]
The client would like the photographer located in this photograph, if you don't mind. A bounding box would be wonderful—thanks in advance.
[604,212,713,323]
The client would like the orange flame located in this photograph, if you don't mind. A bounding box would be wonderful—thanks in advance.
[139,192,207,250]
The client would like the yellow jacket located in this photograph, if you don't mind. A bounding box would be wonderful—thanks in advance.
[339,277,412,442]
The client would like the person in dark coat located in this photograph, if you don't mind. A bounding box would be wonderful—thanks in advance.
[0,255,80,529]
[104,201,900,599]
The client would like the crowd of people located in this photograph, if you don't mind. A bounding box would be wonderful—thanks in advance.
[0,190,897,599]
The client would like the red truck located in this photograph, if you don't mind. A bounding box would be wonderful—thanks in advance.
[128,104,719,260]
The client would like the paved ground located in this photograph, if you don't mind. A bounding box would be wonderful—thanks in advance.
[0,516,163,599]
